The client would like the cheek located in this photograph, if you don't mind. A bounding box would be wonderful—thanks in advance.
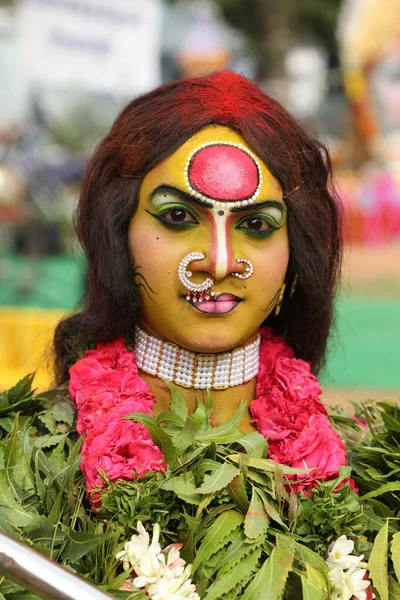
[255,240,289,294]
[128,224,180,290]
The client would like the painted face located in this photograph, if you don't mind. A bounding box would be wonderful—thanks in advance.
[128,125,289,353]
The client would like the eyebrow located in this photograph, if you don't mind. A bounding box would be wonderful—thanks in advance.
[151,185,213,209]
[229,200,285,214]
[151,185,285,215]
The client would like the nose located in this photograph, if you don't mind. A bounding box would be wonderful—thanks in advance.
[189,217,248,281]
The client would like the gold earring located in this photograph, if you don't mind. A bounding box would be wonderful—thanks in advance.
[290,274,298,298]
[274,283,286,316]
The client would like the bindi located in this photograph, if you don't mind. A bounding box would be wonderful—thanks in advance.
[185,141,262,208]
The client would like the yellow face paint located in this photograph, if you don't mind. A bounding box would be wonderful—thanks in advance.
[128,125,289,353]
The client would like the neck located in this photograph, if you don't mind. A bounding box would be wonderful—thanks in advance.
[134,325,260,432]
[140,371,257,433]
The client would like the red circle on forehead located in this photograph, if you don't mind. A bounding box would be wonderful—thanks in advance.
[188,144,259,201]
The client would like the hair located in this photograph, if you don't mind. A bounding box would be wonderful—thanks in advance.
[54,70,343,385]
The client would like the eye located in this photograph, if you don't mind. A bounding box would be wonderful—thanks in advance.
[236,213,281,238]
[162,208,197,224]
[238,217,272,232]
[146,204,199,230]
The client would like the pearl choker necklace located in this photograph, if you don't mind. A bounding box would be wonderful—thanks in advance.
[134,326,261,390]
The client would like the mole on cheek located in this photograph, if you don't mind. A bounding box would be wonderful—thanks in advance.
[156,237,160,240]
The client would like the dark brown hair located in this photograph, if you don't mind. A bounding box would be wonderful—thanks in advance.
[54,71,343,384]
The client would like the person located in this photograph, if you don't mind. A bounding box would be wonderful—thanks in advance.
[4,70,382,600]
[54,70,346,497]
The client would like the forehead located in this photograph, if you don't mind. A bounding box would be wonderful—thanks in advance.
[140,125,283,206]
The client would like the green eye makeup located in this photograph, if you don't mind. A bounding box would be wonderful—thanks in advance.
[236,212,282,238]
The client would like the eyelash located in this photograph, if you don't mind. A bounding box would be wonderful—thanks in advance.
[147,207,281,237]
[147,206,198,230]
[236,215,281,238]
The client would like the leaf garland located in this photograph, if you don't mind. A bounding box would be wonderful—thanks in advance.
[0,376,399,599]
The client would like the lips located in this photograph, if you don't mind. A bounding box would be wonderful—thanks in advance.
[186,293,242,314]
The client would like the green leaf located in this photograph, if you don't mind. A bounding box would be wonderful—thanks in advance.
[368,520,389,600]
[257,489,287,529]
[229,454,310,475]
[0,472,47,529]
[172,416,198,455]
[170,472,202,505]
[235,432,268,458]
[156,411,184,428]
[203,546,262,600]
[278,535,329,586]
[165,382,188,421]
[124,412,176,467]
[305,564,326,597]
[390,532,400,584]
[300,570,325,600]
[196,402,246,444]
[192,509,243,573]
[360,482,400,500]
[215,534,248,572]
[62,531,116,563]
[381,412,400,433]
[191,401,210,432]
[241,546,294,600]
[244,488,269,539]
[363,506,386,533]
[49,399,75,427]
[197,462,240,495]
[0,374,35,415]
[227,473,249,513]
[389,576,400,600]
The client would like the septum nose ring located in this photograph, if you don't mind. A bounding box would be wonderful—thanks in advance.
[178,252,254,303]
[178,252,214,303]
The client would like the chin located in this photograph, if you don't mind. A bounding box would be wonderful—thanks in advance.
[174,327,257,354]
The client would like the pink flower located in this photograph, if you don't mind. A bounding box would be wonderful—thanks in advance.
[82,413,166,493]
[257,328,295,384]
[85,338,137,370]
[76,390,155,436]
[68,338,164,504]
[250,355,325,441]
[269,414,348,492]
[69,338,148,404]
[351,416,367,428]
[69,338,153,435]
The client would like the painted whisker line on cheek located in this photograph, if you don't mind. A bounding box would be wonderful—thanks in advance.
[133,270,158,304]
[134,282,159,306]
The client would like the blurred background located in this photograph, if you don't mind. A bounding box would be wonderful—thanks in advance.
[0,0,399,407]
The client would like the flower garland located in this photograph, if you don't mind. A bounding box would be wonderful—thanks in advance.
[68,327,349,500]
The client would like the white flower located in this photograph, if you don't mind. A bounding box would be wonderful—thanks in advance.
[116,521,162,571]
[162,545,186,578]
[133,552,165,588]
[146,565,196,600]
[326,536,372,600]
[329,566,371,600]
[116,523,199,600]
[326,535,363,572]
[147,566,200,600]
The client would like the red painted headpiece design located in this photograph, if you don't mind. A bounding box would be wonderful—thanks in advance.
[185,141,262,208]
